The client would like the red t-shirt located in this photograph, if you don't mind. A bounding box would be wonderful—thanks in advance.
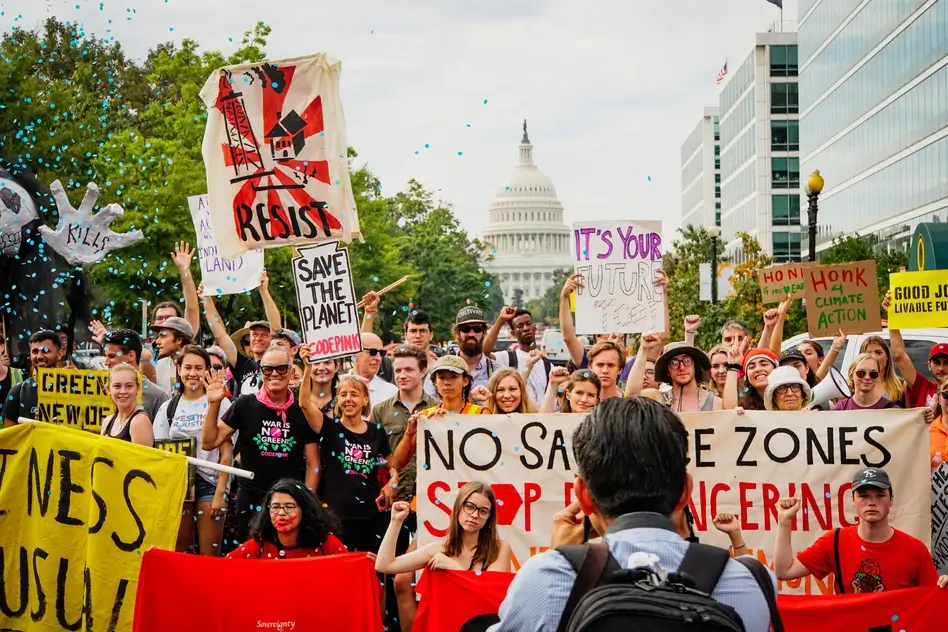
[226,535,348,559]
[905,373,938,409]
[796,526,938,593]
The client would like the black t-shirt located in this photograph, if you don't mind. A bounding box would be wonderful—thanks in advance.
[2,378,38,423]
[221,394,319,495]
[232,353,261,398]
[0,371,12,411]
[318,418,391,521]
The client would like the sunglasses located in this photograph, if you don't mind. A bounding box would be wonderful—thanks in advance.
[364,348,387,357]
[458,324,486,334]
[211,364,225,372]
[855,369,879,380]
[261,364,291,376]
[775,384,803,395]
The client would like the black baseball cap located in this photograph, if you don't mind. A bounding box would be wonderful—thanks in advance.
[456,306,487,325]
[851,468,891,492]
[779,349,807,366]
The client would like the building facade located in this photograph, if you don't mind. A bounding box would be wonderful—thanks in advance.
[798,0,948,255]
[719,30,802,263]
[680,107,722,229]
[482,123,573,304]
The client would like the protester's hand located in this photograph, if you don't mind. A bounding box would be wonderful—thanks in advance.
[763,309,780,328]
[365,552,378,563]
[525,349,545,369]
[204,368,227,404]
[381,482,397,510]
[683,315,701,334]
[361,291,380,315]
[499,306,517,322]
[170,241,195,271]
[653,269,669,289]
[299,344,312,364]
[561,273,584,299]
[549,366,571,387]
[938,575,948,589]
[0,344,8,369]
[776,294,793,317]
[88,319,108,345]
[551,500,587,547]
[923,407,934,424]
[426,406,447,419]
[882,290,891,313]
[777,497,802,525]
[391,501,411,522]
[427,553,456,571]
[735,406,745,416]
[641,333,663,355]
[712,512,742,535]
[469,385,490,403]
[259,270,269,291]
[405,413,420,437]
[211,493,227,518]
[831,328,845,353]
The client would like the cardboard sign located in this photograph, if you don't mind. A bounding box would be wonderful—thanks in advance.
[887,270,948,329]
[759,262,810,304]
[572,220,664,334]
[803,261,881,336]
[36,368,116,433]
[0,423,187,632]
[292,241,361,361]
[416,410,930,595]
[199,54,361,259]
[933,462,948,574]
[187,194,264,297]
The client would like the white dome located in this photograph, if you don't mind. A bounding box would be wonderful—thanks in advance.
[495,165,557,198]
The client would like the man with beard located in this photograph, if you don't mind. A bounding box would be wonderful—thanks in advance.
[3,330,66,427]
[483,307,551,403]
[425,306,509,399]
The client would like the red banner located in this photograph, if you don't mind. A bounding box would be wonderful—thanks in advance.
[133,549,383,632]
[414,570,942,632]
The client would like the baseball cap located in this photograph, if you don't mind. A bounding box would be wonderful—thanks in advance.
[273,328,301,347]
[456,306,487,326]
[779,349,807,366]
[851,467,891,492]
[429,355,470,376]
[929,343,948,361]
[152,316,194,340]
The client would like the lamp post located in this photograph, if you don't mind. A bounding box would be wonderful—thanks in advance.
[805,170,824,263]
[707,226,721,304]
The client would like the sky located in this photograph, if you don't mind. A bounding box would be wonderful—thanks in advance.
[6,0,798,248]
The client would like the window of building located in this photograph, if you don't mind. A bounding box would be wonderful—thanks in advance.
[714,117,720,142]
[715,159,721,169]
[772,194,801,226]
[715,174,721,184]
[770,45,798,77]
[771,120,799,151]
[715,186,721,197]
[771,157,800,188]
[772,231,802,262]
[770,83,799,114]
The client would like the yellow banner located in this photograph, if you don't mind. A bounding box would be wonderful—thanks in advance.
[0,423,187,631]
[888,270,948,329]
[36,368,115,434]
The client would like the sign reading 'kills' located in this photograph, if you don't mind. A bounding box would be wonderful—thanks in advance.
[292,241,361,362]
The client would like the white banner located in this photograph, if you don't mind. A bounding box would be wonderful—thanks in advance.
[572,220,664,333]
[292,241,361,361]
[188,194,264,296]
[416,410,931,594]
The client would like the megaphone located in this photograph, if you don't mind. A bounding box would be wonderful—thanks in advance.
[809,366,852,410]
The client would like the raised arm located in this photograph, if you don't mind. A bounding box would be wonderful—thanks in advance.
[376,501,439,574]
[721,341,748,410]
[201,368,236,450]
[360,291,380,333]
[758,308,779,350]
[199,283,238,368]
[768,296,793,356]
[540,367,570,413]
[258,271,282,333]
[683,315,701,347]
[171,241,201,337]
[483,306,516,356]
[883,291,919,388]
[774,497,812,580]
[559,274,586,366]
[815,329,845,381]
[298,345,326,434]
[389,413,420,472]
[625,335,660,398]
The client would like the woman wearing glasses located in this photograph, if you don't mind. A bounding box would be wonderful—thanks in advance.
[763,366,811,411]
[832,353,901,411]
[201,347,321,544]
[227,478,348,559]
[375,481,511,574]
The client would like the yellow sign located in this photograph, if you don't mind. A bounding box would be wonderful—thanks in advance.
[0,423,186,632]
[569,291,575,313]
[36,368,142,434]
[888,270,948,329]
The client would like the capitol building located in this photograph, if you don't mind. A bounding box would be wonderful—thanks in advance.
[482,122,573,304]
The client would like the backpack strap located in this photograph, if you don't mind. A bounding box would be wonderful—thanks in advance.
[542,357,553,383]
[676,542,731,595]
[166,393,182,423]
[833,527,844,595]
[735,557,785,632]
[555,543,620,632]
[507,350,518,369]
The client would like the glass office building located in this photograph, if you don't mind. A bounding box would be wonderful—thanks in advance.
[798,0,948,254]
[680,107,721,230]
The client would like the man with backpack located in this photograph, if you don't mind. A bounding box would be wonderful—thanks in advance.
[483,306,552,403]
[488,398,780,632]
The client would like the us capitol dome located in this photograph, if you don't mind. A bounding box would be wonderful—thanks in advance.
[482,120,573,304]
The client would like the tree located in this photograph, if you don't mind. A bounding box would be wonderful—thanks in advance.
[818,234,907,301]
[523,268,571,326]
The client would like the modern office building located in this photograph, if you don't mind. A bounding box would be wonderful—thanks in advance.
[718,29,802,263]
[680,107,722,230]
[797,0,948,256]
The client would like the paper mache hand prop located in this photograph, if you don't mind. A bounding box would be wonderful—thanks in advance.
[38,180,144,266]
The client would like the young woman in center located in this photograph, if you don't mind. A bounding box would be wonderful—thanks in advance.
[102,362,154,447]
[481,367,537,414]
[539,367,601,413]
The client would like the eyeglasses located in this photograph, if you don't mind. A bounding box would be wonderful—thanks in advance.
[261,364,290,376]
[461,501,491,519]
[211,364,225,371]
[644,369,655,377]
[364,348,387,357]
[268,503,298,515]
[940,390,948,398]
[855,370,880,380]
[458,325,485,334]
[669,357,694,370]
[776,384,803,395]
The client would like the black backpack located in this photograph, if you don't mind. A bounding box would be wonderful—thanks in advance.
[506,349,553,383]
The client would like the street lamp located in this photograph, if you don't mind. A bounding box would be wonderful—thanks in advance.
[805,170,824,262]
[707,226,721,304]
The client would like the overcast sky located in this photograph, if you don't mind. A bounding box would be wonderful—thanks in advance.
[8,0,797,247]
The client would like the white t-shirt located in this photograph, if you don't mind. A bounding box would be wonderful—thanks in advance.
[153,395,233,485]
[155,357,176,395]
[369,375,398,413]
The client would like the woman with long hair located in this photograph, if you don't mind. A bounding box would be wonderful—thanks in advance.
[930,376,948,470]
[227,478,348,559]
[832,353,901,411]
[154,344,233,556]
[706,345,729,397]
[859,335,905,405]
[722,344,777,411]
[483,368,536,414]
[102,363,154,447]
[539,368,601,413]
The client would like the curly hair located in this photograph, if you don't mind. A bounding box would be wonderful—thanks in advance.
[249,479,342,550]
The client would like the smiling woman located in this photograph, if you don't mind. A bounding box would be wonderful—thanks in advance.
[102,362,154,447]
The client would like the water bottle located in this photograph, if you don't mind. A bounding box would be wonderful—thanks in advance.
[933,452,943,471]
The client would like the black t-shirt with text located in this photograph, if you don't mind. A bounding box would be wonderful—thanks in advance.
[221,394,319,495]
[232,352,262,398]
[318,418,391,521]
[2,378,38,423]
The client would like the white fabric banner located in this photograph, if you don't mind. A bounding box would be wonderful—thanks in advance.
[187,194,264,296]
[416,410,930,595]
[199,54,360,259]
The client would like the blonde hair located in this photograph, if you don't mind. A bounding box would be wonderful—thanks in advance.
[847,353,881,390]
[443,482,502,571]
[108,362,140,387]
[333,375,371,418]
[705,344,730,397]
[859,336,904,403]
[485,368,531,414]
[587,341,628,367]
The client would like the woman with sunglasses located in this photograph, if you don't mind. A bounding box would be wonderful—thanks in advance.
[930,376,948,470]
[832,353,901,410]
[201,347,321,544]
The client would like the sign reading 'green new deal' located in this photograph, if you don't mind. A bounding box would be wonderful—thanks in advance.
[803,260,881,337]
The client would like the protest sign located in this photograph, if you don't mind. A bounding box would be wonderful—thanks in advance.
[187,194,264,297]
[803,261,881,336]
[887,270,948,329]
[758,262,810,304]
[0,173,39,256]
[932,462,948,574]
[199,54,361,259]
[0,423,186,632]
[416,409,929,595]
[572,220,664,333]
[292,241,361,361]
[36,367,116,433]
[414,570,514,632]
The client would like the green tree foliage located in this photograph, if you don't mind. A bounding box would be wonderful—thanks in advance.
[523,268,572,326]
[818,234,907,300]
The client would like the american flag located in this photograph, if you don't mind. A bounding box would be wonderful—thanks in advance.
[767,0,784,7]
[716,61,728,85]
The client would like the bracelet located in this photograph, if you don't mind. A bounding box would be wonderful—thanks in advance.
[831,346,842,353]
[726,363,742,372]
[731,542,746,550]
